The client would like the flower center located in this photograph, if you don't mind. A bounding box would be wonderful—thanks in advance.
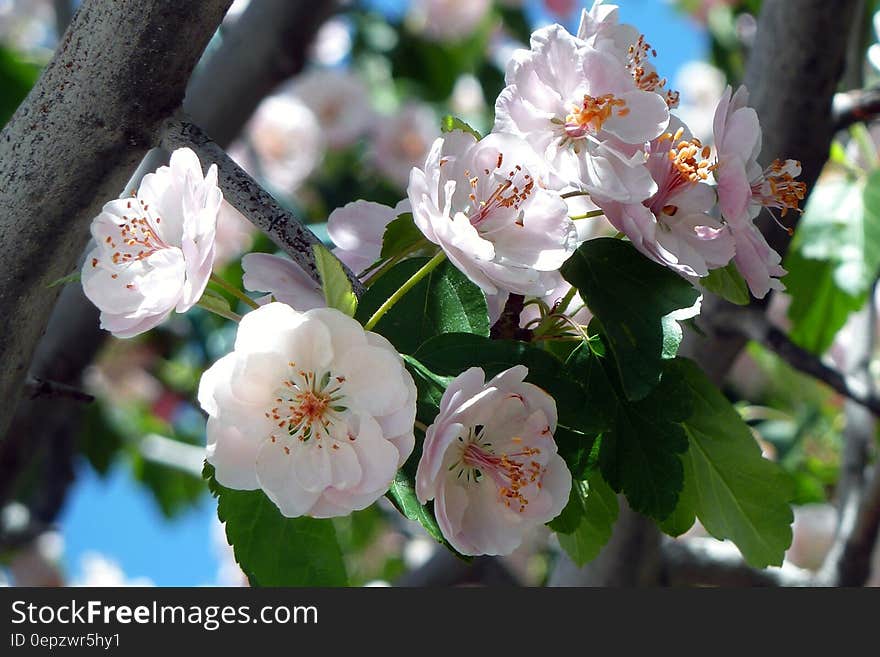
[563,94,629,139]
[94,197,170,269]
[465,153,535,227]
[647,128,715,219]
[452,428,544,513]
[265,366,348,448]
[627,34,679,108]
[751,159,806,217]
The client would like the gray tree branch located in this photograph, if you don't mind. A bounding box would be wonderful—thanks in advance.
[0,0,234,439]
[159,115,364,295]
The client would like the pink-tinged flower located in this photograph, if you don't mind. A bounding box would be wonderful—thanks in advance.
[229,93,324,196]
[712,85,804,297]
[494,24,670,202]
[407,0,492,43]
[600,121,735,277]
[408,130,577,296]
[415,366,571,556]
[293,70,374,150]
[327,199,410,276]
[370,103,439,189]
[576,1,679,108]
[241,253,324,311]
[198,303,417,518]
[82,148,221,338]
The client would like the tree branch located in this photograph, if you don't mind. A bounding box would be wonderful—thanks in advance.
[833,86,880,132]
[709,306,880,417]
[662,538,813,587]
[0,0,234,439]
[159,115,364,295]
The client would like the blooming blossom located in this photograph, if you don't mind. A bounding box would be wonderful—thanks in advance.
[407,0,491,43]
[600,120,735,277]
[712,85,804,297]
[293,70,374,150]
[494,24,670,201]
[82,148,221,338]
[415,366,571,556]
[370,103,439,189]
[327,199,410,276]
[408,130,577,296]
[230,93,324,196]
[199,303,417,518]
[241,253,324,311]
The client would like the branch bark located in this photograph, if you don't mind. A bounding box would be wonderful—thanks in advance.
[0,0,234,439]
[160,115,364,295]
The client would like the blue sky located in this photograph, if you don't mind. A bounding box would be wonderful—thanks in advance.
[56,0,706,587]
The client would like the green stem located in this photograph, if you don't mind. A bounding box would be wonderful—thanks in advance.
[561,190,591,199]
[209,272,260,310]
[414,420,429,433]
[570,209,604,220]
[362,239,433,286]
[364,251,446,330]
[557,285,577,314]
[196,299,242,323]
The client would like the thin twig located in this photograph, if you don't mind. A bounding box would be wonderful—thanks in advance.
[25,377,94,403]
[713,307,880,416]
[832,86,880,132]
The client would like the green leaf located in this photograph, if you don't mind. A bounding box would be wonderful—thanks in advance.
[313,244,357,317]
[700,262,750,305]
[785,173,880,354]
[387,472,445,545]
[355,258,489,353]
[0,46,40,127]
[47,271,81,288]
[441,115,482,140]
[197,288,233,316]
[594,356,691,520]
[561,238,700,401]
[380,213,425,260]
[553,473,619,567]
[661,359,795,568]
[413,333,603,436]
[204,464,348,586]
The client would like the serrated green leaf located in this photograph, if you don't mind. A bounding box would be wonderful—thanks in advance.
[387,472,446,545]
[785,173,880,354]
[204,464,347,586]
[561,238,700,401]
[380,213,426,260]
[313,244,358,317]
[553,473,618,566]
[441,115,482,140]
[701,262,750,305]
[661,359,795,568]
[355,258,488,353]
[595,357,691,520]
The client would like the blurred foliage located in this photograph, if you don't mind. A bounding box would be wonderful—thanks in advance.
[0,45,40,126]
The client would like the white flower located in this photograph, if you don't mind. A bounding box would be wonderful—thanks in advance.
[293,69,374,150]
[408,130,577,296]
[494,24,670,202]
[198,303,417,518]
[370,103,439,189]
[328,199,410,276]
[230,93,324,196]
[407,0,492,43]
[241,253,324,311]
[415,366,571,556]
[82,148,221,338]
